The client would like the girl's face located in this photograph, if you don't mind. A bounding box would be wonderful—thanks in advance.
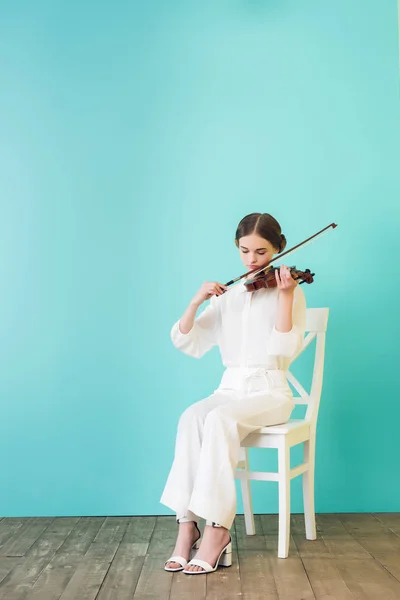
[238,233,279,272]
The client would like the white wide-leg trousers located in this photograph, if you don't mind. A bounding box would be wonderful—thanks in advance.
[160,368,293,530]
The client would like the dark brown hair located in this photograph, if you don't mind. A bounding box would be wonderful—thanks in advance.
[235,213,287,253]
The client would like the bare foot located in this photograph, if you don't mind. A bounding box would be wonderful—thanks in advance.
[184,525,230,573]
[165,521,201,570]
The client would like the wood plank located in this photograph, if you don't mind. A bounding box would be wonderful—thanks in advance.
[57,558,112,600]
[57,520,129,600]
[133,556,172,600]
[314,514,373,559]
[122,517,156,544]
[259,515,299,556]
[353,533,400,555]
[1,514,398,600]
[133,517,175,600]
[374,513,400,535]
[235,516,278,599]
[238,515,313,599]
[0,518,54,557]
[290,514,310,536]
[374,514,400,528]
[335,557,400,600]
[320,535,372,559]
[204,540,241,600]
[292,535,333,559]
[146,516,177,557]
[339,513,390,535]
[54,517,105,555]
[24,553,84,600]
[0,518,78,600]
[267,557,316,600]
[236,551,279,600]
[302,558,357,599]
[25,552,88,600]
[93,517,131,545]
[373,553,400,582]
[235,515,268,552]
[0,520,28,549]
[0,559,23,585]
[258,514,279,534]
[24,518,107,600]
[339,515,400,555]
[290,515,332,559]
[94,543,148,600]
[316,513,355,537]
[169,568,206,600]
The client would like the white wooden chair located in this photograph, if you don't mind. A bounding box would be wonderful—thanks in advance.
[236,307,329,558]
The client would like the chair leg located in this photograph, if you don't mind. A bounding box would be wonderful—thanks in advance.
[303,437,316,540]
[278,438,291,558]
[240,448,255,535]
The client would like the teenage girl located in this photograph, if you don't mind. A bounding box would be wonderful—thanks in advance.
[160,213,306,574]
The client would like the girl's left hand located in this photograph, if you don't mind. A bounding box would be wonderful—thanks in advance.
[275,265,298,294]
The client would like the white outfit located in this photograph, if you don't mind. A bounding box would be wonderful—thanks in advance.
[160,280,306,530]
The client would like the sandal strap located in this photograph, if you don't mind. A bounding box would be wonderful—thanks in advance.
[165,555,188,568]
[186,558,212,572]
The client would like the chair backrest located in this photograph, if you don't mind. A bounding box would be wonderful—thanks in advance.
[286,307,329,428]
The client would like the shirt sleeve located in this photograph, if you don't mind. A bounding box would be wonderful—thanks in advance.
[170,295,220,359]
[267,286,306,359]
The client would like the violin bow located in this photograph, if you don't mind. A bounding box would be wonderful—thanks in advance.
[224,222,338,287]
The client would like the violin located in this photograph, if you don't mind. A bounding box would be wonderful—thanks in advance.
[244,266,315,292]
[225,222,337,292]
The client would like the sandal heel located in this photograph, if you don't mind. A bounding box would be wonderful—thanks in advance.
[219,550,232,567]
[218,541,232,567]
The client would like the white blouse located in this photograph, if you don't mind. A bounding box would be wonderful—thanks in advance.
[171,280,306,372]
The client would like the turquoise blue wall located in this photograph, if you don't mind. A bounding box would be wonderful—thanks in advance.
[1,1,399,517]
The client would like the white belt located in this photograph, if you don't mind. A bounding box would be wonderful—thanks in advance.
[220,367,285,393]
[243,368,274,394]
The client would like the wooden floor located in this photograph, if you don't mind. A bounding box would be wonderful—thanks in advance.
[0,514,400,600]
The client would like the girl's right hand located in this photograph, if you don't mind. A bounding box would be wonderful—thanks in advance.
[191,281,228,306]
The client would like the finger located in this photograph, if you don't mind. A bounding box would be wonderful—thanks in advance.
[275,269,282,288]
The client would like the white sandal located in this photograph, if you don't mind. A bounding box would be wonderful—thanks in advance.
[164,524,202,572]
[183,536,232,574]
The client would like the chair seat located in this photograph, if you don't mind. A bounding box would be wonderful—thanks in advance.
[257,418,310,435]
